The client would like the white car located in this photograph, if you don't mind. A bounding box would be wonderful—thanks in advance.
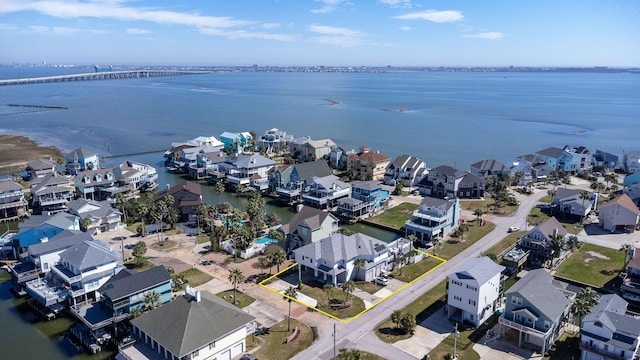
[508,226,520,233]
[373,277,389,286]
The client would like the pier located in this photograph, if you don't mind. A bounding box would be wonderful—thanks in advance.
[0,70,209,86]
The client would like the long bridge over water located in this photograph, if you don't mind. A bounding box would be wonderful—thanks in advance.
[0,70,209,86]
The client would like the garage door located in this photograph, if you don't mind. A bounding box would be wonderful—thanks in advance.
[232,343,244,357]
[220,349,231,360]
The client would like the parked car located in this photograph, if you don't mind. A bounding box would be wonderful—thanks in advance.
[507,226,520,233]
[373,277,389,286]
[240,355,257,360]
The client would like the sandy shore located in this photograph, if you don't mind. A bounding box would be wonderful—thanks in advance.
[0,134,64,174]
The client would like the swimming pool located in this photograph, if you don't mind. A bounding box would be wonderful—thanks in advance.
[255,236,278,245]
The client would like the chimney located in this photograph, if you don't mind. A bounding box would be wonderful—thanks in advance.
[40,236,49,243]
[166,184,170,190]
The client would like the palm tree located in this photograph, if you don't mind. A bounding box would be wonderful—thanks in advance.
[143,290,161,311]
[342,280,355,304]
[458,223,469,242]
[620,243,632,271]
[572,287,600,326]
[323,284,333,305]
[228,268,245,304]
[132,241,147,266]
[395,256,407,275]
[431,238,440,256]
[257,256,269,274]
[268,248,286,272]
[214,181,225,204]
[407,234,417,256]
[474,208,484,226]
[391,310,403,329]
[400,312,417,335]
[283,286,297,331]
[579,190,591,224]
[353,258,366,281]
[115,193,129,223]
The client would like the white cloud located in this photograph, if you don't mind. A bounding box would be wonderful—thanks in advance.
[463,32,504,40]
[261,23,281,30]
[307,24,366,47]
[126,28,151,34]
[0,0,293,41]
[27,25,79,35]
[0,23,17,30]
[379,0,412,8]
[311,0,349,14]
[393,10,463,23]
[398,25,411,31]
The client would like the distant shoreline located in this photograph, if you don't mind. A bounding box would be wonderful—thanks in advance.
[0,134,65,174]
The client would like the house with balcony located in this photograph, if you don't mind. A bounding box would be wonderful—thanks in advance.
[276,160,332,204]
[10,212,80,258]
[294,232,390,286]
[74,168,123,200]
[26,158,57,179]
[257,128,294,155]
[67,199,124,234]
[580,294,640,360]
[621,245,640,303]
[623,151,640,174]
[404,197,460,244]
[514,154,555,183]
[447,256,505,328]
[417,165,484,199]
[336,181,390,221]
[219,153,277,192]
[536,146,592,175]
[551,188,596,220]
[593,150,619,172]
[219,131,253,153]
[470,159,511,180]
[0,180,28,221]
[124,286,256,360]
[163,136,224,168]
[113,160,158,192]
[347,146,391,181]
[291,136,336,162]
[519,217,567,265]
[25,239,121,310]
[329,146,357,170]
[499,269,576,354]
[598,194,640,233]
[279,205,339,250]
[384,154,428,187]
[172,145,223,174]
[302,175,351,210]
[187,150,227,181]
[153,181,202,222]
[30,172,75,214]
[66,147,99,175]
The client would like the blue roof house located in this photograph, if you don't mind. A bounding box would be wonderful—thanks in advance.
[219,131,253,153]
[11,212,79,257]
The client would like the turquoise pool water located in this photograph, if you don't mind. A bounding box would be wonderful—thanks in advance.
[255,236,278,245]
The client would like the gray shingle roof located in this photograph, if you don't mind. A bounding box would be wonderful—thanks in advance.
[583,294,640,350]
[419,196,455,211]
[130,290,255,358]
[67,147,97,158]
[0,181,22,192]
[449,256,505,285]
[281,206,336,235]
[350,180,382,191]
[293,232,388,265]
[432,165,466,178]
[537,147,564,158]
[28,231,91,257]
[293,161,332,183]
[507,269,574,320]
[470,159,509,172]
[59,240,119,271]
[100,265,170,301]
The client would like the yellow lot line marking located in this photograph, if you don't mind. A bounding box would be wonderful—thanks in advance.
[259,249,447,323]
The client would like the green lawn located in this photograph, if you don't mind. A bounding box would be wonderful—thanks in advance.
[253,319,313,360]
[483,231,523,260]
[124,257,156,271]
[436,220,495,260]
[216,290,256,308]
[297,281,366,319]
[391,256,442,283]
[427,326,480,360]
[366,202,419,230]
[554,243,625,287]
[459,199,517,217]
[179,268,213,287]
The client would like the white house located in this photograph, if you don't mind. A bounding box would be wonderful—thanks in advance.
[384,154,428,186]
[623,151,640,174]
[447,256,505,328]
[279,205,339,250]
[404,197,461,244]
[66,198,124,234]
[598,194,640,232]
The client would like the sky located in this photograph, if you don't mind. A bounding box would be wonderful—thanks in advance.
[1,0,639,67]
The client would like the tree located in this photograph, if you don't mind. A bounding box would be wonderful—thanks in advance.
[474,208,484,226]
[620,243,632,271]
[400,312,417,335]
[80,217,91,232]
[337,348,362,360]
[257,256,269,274]
[579,190,591,224]
[210,224,227,251]
[228,268,245,304]
[115,193,129,223]
[165,207,180,229]
[458,223,470,242]
[342,280,355,304]
[283,286,297,331]
[431,238,440,256]
[132,241,147,266]
[323,284,333,304]
[268,248,286,272]
[395,256,407,275]
[143,290,161,311]
[353,258,366,281]
[391,310,403,329]
[572,287,600,326]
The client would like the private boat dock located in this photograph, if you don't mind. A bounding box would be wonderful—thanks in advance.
[0,70,210,86]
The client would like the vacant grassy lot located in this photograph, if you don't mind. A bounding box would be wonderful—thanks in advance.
[391,256,443,283]
[427,326,480,360]
[253,319,313,360]
[366,202,419,230]
[216,290,256,308]
[555,243,624,287]
[459,199,517,216]
[297,281,366,319]
[179,268,213,287]
[436,220,495,260]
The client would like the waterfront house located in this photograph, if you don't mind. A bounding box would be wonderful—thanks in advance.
[417,165,485,199]
[30,172,75,214]
[519,217,567,265]
[623,173,640,206]
[301,175,351,210]
[220,131,253,153]
[279,205,339,250]
[67,198,124,234]
[276,160,332,204]
[125,286,256,360]
[535,145,592,175]
[598,194,640,232]
[592,149,619,172]
[551,188,595,220]
[515,154,555,183]
[384,154,428,187]
[0,180,28,221]
[10,212,80,257]
[293,232,390,285]
[329,146,357,170]
[164,136,224,167]
[498,269,575,354]
[336,180,390,221]
[404,196,460,245]
[153,181,202,223]
[290,136,336,162]
[74,168,119,200]
[346,146,391,181]
[621,245,640,302]
[26,158,56,179]
[220,153,277,192]
[173,145,222,173]
[470,159,511,180]
[66,147,99,175]
[623,150,640,174]
[579,294,640,360]
[188,150,226,181]
[113,160,158,192]
[447,256,505,328]
[257,128,294,155]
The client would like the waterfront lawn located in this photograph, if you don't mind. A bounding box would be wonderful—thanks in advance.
[554,243,624,288]
[253,319,313,360]
[179,268,213,287]
[297,280,366,319]
[367,202,419,230]
[437,221,495,260]
[392,256,442,283]
[216,290,256,308]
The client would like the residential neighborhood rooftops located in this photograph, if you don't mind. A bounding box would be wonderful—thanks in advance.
[293,232,388,266]
[100,265,170,301]
[507,269,574,320]
[449,256,505,284]
[601,194,640,215]
[59,240,119,271]
[281,206,337,235]
[27,230,91,257]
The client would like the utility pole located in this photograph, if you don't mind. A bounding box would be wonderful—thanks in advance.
[333,322,336,360]
[453,322,459,360]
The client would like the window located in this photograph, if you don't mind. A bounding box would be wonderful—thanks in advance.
[454,296,462,302]
[469,299,476,306]
[192,349,199,357]
[511,297,522,306]
[527,318,532,323]
[209,341,215,350]
[544,321,550,329]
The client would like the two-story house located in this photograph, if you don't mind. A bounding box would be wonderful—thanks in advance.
[125,286,256,360]
[417,165,484,199]
[30,172,75,214]
[621,245,640,302]
[336,180,390,221]
[514,154,555,183]
[0,180,28,221]
[164,136,224,168]
[74,168,120,200]
[257,128,294,155]
[499,269,576,354]
[26,158,57,179]
[329,146,357,170]
[67,198,124,234]
[10,212,80,258]
[447,256,505,328]
[470,159,511,180]
[593,149,619,172]
[220,131,253,153]
[301,175,351,210]
[580,294,640,360]
[404,197,460,245]
[219,153,277,192]
[347,146,391,181]
[551,188,596,220]
[290,136,336,162]
[279,205,339,250]
[153,181,202,222]
[66,147,99,175]
[623,151,640,174]
[536,146,592,175]
[276,160,332,204]
[384,154,428,187]
[113,160,158,192]
[519,217,567,264]
[293,232,390,286]
[598,194,640,233]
